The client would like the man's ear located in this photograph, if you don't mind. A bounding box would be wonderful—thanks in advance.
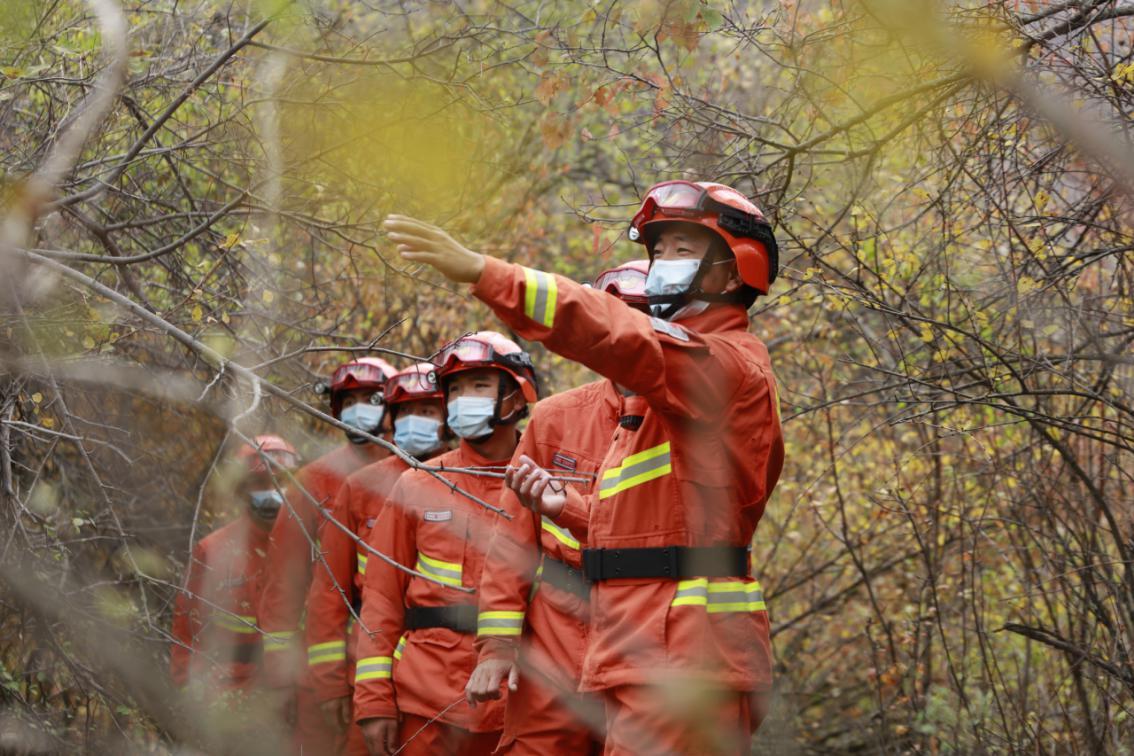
[724,263,744,294]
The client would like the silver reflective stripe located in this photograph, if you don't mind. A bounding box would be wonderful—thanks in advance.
[599,442,672,500]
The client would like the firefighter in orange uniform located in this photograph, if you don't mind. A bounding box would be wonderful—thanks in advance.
[353,332,537,756]
[258,357,397,753]
[385,180,784,755]
[466,261,650,754]
[304,363,447,754]
[171,435,300,695]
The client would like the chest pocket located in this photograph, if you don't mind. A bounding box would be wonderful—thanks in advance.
[415,508,469,589]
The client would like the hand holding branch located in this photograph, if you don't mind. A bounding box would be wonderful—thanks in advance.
[505,455,567,519]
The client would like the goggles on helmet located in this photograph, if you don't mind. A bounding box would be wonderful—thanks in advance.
[629,180,772,244]
[431,336,536,378]
[593,267,648,301]
[330,361,391,390]
[385,367,442,404]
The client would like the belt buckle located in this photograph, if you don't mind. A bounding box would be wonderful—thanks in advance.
[662,545,678,578]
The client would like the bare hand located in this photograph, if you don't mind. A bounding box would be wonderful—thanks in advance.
[505,455,566,518]
[359,716,399,756]
[465,657,519,704]
[384,215,486,284]
[319,696,351,732]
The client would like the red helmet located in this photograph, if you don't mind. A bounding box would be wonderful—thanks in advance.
[629,180,779,294]
[328,357,397,417]
[236,434,299,475]
[432,331,539,403]
[385,363,444,406]
[593,259,650,308]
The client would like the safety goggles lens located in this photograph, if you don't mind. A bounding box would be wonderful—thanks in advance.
[594,268,647,295]
[433,338,495,369]
[645,181,705,211]
[390,370,439,394]
[332,363,388,386]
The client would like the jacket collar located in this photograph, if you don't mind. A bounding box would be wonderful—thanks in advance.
[672,303,748,335]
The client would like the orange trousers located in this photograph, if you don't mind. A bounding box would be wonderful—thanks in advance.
[495,669,602,755]
[601,685,766,756]
[396,715,500,756]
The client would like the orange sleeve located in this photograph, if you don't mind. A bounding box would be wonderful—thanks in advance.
[472,256,737,420]
[352,478,416,722]
[475,432,542,661]
[304,479,358,702]
[259,472,318,687]
[170,542,206,687]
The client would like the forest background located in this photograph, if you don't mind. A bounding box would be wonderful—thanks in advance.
[0,0,1132,753]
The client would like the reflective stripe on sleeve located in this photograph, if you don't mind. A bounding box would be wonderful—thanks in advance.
[477,610,525,637]
[357,551,369,576]
[415,551,463,587]
[263,629,297,652]
[522,267,558,328]
[540,516,580,550]
[671,579,766,613]
[307,640,347,666]
[393,635,407,661]
[214,613,258,634]
[599,442,672,500]
[354,656,393,682]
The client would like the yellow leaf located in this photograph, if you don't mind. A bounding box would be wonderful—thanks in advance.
[31,392,42,404]
[82,335,95,349]
[191,304,203,322]
[220,232,240,250]
[261,290,275,305]
[41,417,55,429]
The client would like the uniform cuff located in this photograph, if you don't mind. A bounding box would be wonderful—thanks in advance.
[553,485,589,536]
[471,255,514,302]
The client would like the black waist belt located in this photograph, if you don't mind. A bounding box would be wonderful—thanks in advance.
[540,555,592,600]
[405,605,477,634]
[581,546,749,581]
[233,642,262,665]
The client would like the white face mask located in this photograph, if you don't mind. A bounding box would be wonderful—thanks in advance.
[248,489,284,521]
[446,396,497,440]
[341,402,385,444]
[645,259,709,320]
[394,414,443,458]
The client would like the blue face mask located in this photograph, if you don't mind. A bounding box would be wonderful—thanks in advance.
[446,396,496,440]
[340,402,385,444]
[645,259,710,320]
[394,414,443,458]
[248,489,284,521]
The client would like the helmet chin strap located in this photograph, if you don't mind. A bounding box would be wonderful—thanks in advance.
[488,387,524,428]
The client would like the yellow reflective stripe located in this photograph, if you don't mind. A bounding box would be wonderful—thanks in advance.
[393,635,407,661]
[670,579,766,612]
[522,267,557,328]
[354,656,393,682]
[263,629,297,651]
[599,442,672,500]
[540,516,579,551]
[770,379,781,423]
[307,640,347,666]
[477,610,525,637]
[214,614,258,634]
[357,551,369,576]
[415,551,463,587]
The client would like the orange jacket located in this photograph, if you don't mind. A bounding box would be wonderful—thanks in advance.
[170,512,271,691]
[259,442,387,687]
[352,442,508,733]
[475,379,620,687]
[472,257,784,692]
[304,454,410,702]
